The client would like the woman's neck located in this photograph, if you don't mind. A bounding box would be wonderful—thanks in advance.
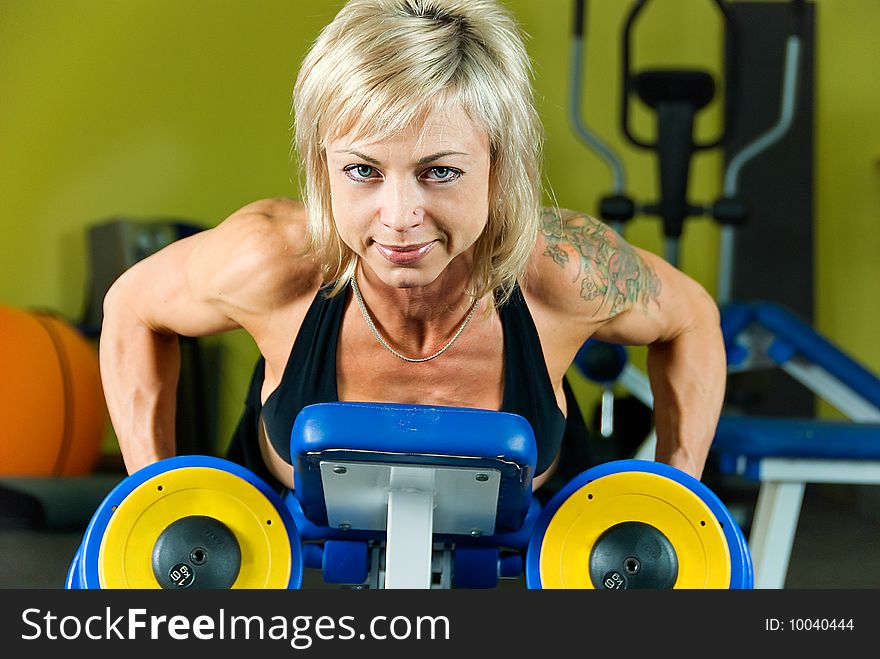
[352,258,485,355]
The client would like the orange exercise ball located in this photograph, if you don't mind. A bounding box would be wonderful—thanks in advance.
[0,304,108,476]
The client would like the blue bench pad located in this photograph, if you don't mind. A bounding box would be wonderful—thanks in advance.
[713,416,880,461]
[290,402,538,534]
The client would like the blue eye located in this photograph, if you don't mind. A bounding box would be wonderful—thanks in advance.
[343,164,379,181]
[425,167,461,182]
[350,165,375,178]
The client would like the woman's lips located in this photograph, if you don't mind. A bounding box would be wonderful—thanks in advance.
[374,240,438,265]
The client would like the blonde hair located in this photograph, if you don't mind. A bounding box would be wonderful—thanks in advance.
[292,0,544,305]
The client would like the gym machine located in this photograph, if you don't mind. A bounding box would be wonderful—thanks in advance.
[65,402,752,590]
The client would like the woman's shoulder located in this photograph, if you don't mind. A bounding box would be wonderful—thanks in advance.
[522,205,666,331]
[522,207,619,316]
[219,197,311,248]
[189,197,322,317]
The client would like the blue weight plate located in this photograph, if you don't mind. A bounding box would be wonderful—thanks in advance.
[64,541,84,589]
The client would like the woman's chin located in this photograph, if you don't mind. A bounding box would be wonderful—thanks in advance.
[381,268,439,290]
[362,258,443,290]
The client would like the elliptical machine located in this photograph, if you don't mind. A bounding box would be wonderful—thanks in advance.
[568,0,807,454]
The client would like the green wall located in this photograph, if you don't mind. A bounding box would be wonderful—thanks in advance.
[1,0,877,457]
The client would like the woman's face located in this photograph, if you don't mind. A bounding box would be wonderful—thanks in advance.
[326,107,491,290]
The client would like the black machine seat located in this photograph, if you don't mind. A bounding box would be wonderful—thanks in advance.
[634,69,716,111]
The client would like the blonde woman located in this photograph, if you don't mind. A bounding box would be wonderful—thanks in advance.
[100,0,726,500]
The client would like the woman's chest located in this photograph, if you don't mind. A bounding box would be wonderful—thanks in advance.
[335,309,506,411]
[257,289,573,414]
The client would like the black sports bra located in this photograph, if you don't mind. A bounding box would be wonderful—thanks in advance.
[260,283,566,475]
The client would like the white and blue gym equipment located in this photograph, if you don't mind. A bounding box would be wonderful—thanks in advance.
[65,401,752,590]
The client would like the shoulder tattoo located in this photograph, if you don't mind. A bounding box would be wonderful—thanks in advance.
[540,208,662,316]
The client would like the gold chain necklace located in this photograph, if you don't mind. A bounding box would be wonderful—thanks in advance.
[350,275,479,363]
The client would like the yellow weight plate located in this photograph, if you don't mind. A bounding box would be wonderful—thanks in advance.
[98,466,292,588]
[539,471,730,589]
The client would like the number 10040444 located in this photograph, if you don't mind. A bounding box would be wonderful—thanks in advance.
[765,619,854,631]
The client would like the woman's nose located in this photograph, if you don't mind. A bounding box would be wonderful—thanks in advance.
[379,181,425,232]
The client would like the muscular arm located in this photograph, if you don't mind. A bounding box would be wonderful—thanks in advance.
[100,231,238,474]
[100,198,313,474]
[537,208,725,479]
[99,279,184,474]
